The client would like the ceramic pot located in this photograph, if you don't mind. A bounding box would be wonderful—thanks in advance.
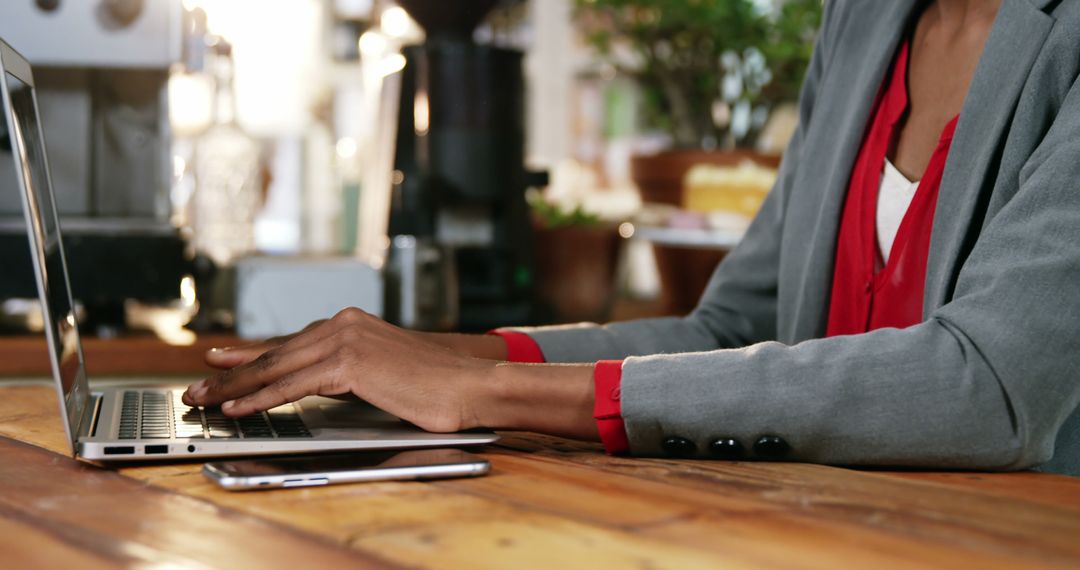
[532,222,622,324]
[631,149,781,315]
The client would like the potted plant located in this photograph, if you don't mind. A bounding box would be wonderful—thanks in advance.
[574,0,821,313]
[574,0,821,202]
[527,165,629,324]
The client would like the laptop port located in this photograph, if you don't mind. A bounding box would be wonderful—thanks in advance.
[145,445,168,455]
[103,446,135,455]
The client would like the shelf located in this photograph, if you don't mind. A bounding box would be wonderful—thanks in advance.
[633,226,744,250]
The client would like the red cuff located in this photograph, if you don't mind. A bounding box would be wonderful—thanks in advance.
[488,333,628,454]
[488,330,546,363]
[594,360,629,455]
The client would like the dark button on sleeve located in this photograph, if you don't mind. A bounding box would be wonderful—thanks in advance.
[661,436,696,458]
[753,435,791,459]
[708,438,744,459]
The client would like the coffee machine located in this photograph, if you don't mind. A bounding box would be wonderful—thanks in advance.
[0,0,189,331]
[389,0,538,331]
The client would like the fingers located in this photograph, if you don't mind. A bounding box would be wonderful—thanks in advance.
[185,311,369,407]
[204,340,281,369]
[220,359,348,416]
[185,309,377,412]
[203,319,330,369]
[184,334,338,407]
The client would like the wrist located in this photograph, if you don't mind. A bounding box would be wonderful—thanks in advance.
[414,331,508,360]
[457,357,500,431]
[477,362,598,441]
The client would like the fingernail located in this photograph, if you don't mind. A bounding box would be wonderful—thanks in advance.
[222,400,235,411]
[188,379,208,399]
[208,347,231,354]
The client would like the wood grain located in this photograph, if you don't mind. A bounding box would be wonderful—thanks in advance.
[2,385,1079,569]
[874,470,1080,510]
[0,436,396,569]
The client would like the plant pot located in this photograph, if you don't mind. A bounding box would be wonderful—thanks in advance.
[652,245,727,316]
[630,149,781,206]
[631,149,781,315]
[532,222,622,324]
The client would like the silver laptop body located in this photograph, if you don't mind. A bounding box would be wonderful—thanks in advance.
[0,39,497,461]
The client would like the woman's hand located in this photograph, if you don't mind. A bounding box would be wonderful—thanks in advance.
[203,322,509,372]
[203,320,327,370]
[182,308,495,433]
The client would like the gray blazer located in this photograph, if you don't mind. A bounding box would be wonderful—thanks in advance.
[517,0,1080,475]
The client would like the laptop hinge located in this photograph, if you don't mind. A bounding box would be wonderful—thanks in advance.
[80,394,103,439]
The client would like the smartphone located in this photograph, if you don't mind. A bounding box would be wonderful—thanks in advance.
[202,449,491,491]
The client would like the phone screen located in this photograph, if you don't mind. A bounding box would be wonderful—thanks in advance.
[211,448,482,478]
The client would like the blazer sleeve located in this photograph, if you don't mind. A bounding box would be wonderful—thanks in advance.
[619,72,1080,470]
[513,2,844,363]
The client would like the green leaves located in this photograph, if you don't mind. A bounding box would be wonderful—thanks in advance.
[527,190,602,228]
[574,0,822,149]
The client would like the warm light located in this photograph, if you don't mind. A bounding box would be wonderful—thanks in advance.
[369,235,393,270]
[359,31,388,57]
[3,299,46,333]
[336,137,358,159]
[336,0,374,19]
[381,6,411,38]
[168,73,213,136]
[618,222,636,239]
[413,90,430,136]
[180,275,197,308]
[172,155,187,178]
[381,53,407,77]
[183,0,324,137]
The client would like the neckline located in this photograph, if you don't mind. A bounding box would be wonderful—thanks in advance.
[883,158,918,187]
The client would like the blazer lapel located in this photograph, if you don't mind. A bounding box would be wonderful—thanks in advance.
[923,0,1054,311]
[785,0,921,342]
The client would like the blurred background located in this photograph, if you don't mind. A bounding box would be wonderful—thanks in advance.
[0,0,821,370]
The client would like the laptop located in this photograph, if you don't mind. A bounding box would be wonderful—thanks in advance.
[0,39,497,461]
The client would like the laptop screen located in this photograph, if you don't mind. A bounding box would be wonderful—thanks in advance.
[2,65,90,440]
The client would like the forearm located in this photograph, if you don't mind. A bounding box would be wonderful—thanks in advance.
[474,362,599,442]
[413,331,508,360]
[617,317,1047,468]
[514,317,722,363]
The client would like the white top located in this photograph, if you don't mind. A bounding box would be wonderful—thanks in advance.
[876,159,920,262]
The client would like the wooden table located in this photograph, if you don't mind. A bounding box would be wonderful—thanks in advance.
[2,385,1080,569]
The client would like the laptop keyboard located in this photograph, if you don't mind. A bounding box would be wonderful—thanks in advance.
[117,390,312,440]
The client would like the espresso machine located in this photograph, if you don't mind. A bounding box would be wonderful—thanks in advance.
[389,0,537,331]
[0,0,189,331]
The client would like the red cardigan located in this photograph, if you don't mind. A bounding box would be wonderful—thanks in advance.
[827,39,958,336]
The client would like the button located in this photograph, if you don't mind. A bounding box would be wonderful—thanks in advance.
[709,438,744,459]
[864,280,873,294]
[35,0,61,14]
[661,436,696,458]
[753,435,791,459]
